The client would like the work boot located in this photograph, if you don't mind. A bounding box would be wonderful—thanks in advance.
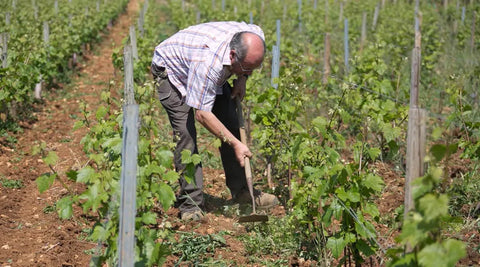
[233,189,279,209]
[180,209,205,221]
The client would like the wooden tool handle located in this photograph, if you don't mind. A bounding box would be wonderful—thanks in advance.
[236,98,256,213]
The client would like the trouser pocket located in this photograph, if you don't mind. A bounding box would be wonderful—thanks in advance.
[152,64,172,101]
[156,79,172,101]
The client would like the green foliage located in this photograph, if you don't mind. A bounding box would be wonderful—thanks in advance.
[24,0,479,265]
[0,0,129,124]
[0,178,24,189]
[387,146,466,266]
[34,79,178,265]
[36,173,56,194]
[165,0,478,264]
[239,217,298,258]
[448,168,480,218]
[168,231,228,264]
[74,82,178,265]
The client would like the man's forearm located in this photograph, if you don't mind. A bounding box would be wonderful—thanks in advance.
[195,109,242,148]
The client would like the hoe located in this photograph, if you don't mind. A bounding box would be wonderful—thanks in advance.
[236,98,269,223]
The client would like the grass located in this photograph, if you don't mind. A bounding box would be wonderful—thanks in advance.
[448,168,480,218]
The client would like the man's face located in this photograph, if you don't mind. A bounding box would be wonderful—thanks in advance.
[230,50,263,76]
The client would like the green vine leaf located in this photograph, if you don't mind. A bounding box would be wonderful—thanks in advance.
[418,239,466,267]
[141,212,158,225]
[326,236,347,258]
[418,194,449,222]
[163,170,179,183]
[356,239,375,257]
[154,182,176,210]
[56,196,74,219]
[43,151,59,166]
[76,166,96,183]
[91,225,108,242]
[362,174,384,192]
[36,173,56,193]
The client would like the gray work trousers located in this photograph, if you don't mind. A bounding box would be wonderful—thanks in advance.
[153,65,248,213]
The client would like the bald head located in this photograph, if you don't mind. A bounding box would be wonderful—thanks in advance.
[242,33,265,66]
[229,32,266,74]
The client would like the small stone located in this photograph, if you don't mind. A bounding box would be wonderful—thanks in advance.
[1,244,10,249]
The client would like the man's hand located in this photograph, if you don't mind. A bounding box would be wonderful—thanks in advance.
[231,75,247,100]
[232,141,252,167]
[195,109,251,167]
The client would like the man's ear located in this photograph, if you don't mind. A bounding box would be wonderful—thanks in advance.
[229,50,235,62]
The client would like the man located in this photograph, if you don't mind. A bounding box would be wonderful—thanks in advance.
[151,21,279,221]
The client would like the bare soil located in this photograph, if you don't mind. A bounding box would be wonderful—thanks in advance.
[0,0,478,266]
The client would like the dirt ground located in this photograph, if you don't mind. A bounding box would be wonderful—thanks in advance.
[0,0,479,266]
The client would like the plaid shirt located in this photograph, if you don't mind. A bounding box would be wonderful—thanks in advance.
[152,21,265,111]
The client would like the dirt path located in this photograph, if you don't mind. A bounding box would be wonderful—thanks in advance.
[0,0,140,265]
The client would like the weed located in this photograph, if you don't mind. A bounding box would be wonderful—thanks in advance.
[43,204,56,214]
[0,131,18,147]
[84,247,98,256]
[78,228,91,241]
[0,178,24,189]
[60,138,72,143]
[201,149,223,169]
[448,168,480,218]
[169,231,228,265]
[11,155,23,163]
[239,217,298,261]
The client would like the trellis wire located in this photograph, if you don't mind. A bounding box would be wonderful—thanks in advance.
[333,194,386,256]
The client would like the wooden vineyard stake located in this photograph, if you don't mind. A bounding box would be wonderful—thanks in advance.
[404,10,426,218]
